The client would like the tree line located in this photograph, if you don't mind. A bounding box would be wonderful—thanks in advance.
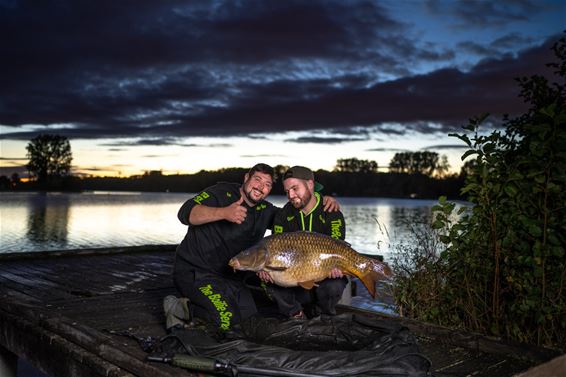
[1,139,465,199]
[66,168,464,199]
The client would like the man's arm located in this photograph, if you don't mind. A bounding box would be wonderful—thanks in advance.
[327,211,346,241]
[327,211,346,278]
[178,186,248,226]
[321,195,340,212]
[189,196,247,225]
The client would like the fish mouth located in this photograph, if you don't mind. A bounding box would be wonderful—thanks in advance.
[229,258,241,270]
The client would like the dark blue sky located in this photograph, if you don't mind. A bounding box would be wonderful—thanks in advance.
[0,0,564,175]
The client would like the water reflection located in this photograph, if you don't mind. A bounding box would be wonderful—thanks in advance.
[26,193,70,246]
[340,200,435,258]
[390,206,432,228]
[0,192,454,257]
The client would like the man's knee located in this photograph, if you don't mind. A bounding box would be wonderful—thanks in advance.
[173,258,194,297]
[319,277,347,296]
[268,285,302,316]
[316,278,347,315]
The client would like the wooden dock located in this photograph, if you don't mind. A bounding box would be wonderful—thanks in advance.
[0,246,560,377]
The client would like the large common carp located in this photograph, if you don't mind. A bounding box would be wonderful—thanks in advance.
[229,231,393,298]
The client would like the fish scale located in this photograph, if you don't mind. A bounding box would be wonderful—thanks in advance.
[229,231,393,297]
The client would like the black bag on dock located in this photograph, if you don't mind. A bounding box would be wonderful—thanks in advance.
[154,313,432,377]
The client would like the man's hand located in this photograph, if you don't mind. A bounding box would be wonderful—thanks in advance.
[257,270,273,283]
[223,196,247,224]
[322,196,340,212]
[328,267,343,279]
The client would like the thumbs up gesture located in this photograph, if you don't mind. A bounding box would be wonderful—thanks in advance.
[224,196,247,224]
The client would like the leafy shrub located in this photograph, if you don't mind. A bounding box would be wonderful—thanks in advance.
[393,35,566,348]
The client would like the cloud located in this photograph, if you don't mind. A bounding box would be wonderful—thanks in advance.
[77,164,134,172]
[428,0,539,28]
[79,166,119,172]
[286,136,364,144]
[423,144,469,150]
[0,157,27,160]
[240,154,286,158]
[366,147,410,152]
[99,138,200,147]
[0,1,562,144]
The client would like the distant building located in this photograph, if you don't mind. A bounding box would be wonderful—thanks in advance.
[144,170,163,177]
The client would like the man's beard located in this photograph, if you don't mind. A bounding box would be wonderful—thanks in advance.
[291,191,312,210]
[243,182,262,205]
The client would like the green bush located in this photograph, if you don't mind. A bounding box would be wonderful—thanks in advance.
[393,35,566,348]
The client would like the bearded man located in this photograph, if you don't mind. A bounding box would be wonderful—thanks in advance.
[173,163,339,330]
[258,166,348,319]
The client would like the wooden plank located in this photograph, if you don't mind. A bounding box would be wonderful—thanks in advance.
[43,288,176,328]
[0,280,41,305]
[47,287,175,310]
[0,244,177,261]
[515,354,566,377]
[13,258,113,286]
[0,263,79,294]
[434,352,532,377]
[0,265,64,290]
[0,308,134,377]
[0,247,561,377]
[0,254,171,299]
[0,298,192,377]
[0,271,72,302]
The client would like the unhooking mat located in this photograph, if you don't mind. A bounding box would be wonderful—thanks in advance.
[152,313,433,377]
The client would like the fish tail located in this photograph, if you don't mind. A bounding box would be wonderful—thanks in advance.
[349,259,393,299]
[358,271,378,298]
[343,266,377,299]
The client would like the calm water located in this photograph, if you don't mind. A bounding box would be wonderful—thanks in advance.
[2,191,446,377]
[0,191,444,260]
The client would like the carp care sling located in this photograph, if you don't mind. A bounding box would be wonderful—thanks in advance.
[148,313,432,377]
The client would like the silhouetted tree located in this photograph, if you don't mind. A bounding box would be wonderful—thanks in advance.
[389,151,449,177]
[334,157,378,173]
[435,155,451,178]
[0,175,10,190]
[273,164,289,181]
[10,173,21,188]
[26,134,73,185]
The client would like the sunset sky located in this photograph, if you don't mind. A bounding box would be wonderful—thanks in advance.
[0,0,564,178]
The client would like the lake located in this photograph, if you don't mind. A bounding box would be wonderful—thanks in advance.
[1,190,450,377]
[0,191,445,260]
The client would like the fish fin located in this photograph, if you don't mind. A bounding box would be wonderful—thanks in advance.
[359,273,377,298]
[265,265,287,271]
[298,280,317,290]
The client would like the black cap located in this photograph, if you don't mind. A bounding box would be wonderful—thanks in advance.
[283,166,324,192]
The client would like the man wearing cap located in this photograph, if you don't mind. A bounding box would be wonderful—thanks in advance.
[259,166,347,318]
[173,163,340,331]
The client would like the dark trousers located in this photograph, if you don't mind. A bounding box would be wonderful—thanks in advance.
[265,277,348,317]
[173,256,257,331]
